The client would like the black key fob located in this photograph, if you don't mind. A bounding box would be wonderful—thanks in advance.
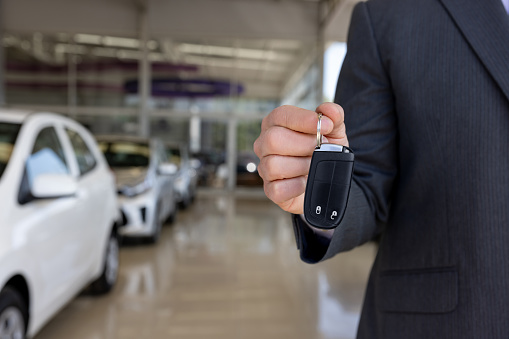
[303,144,354,229]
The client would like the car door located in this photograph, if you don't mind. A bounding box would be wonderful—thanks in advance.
[20,123,84,316]
[63,125,112,277]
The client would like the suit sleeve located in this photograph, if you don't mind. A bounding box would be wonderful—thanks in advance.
[293,1,398,264]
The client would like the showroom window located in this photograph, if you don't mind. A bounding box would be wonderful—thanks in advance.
[65,128,97,176]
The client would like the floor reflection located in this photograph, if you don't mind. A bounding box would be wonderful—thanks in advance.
[318,272,361,339]
[35,191,376,339]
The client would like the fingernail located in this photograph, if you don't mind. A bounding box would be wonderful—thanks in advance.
[333,103,342,110]
[321,116,333,132]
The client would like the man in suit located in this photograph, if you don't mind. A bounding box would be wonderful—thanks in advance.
[254,0,509,337]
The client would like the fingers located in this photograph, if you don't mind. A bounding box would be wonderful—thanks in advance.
[262,105,335,135]
[258,103,347,149]
[257,155,311,214]
[264,177,306,214]
[258,155,311,182]
[316,102,349,146]
[255,126,316,158]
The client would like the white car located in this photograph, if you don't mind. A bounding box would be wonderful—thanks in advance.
[0,110,120,339]
[97,136,178,244]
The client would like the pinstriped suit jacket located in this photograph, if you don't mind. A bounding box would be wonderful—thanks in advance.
[292,0,509,337]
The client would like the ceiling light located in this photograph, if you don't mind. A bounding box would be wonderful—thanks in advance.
[103,36,140,49]
[147,40,158,50]
[74,34,102,45]
[179,43,279,61]
[55,43,88,54]
[185,55,286,73]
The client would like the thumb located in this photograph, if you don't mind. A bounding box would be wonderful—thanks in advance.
[316,102,349,146]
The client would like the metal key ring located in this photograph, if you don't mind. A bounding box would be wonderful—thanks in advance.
[316,113,323,148]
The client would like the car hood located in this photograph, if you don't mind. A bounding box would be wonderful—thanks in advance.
[112,167,149,188]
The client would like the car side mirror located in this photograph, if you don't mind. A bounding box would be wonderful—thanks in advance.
[158,163,178,176]
[32,173,78,198]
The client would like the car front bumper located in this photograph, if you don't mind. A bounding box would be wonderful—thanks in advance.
[117,190,157,237]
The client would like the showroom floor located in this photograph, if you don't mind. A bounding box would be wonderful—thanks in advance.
[35,191,376,339]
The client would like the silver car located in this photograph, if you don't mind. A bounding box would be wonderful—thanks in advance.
[97,136,178,244]
[166,143,198,209]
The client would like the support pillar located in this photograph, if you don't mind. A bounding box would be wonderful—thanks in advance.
[0,0,5,107]
[226,43,240,191]
[138,0,151,138]
[189,107,201,153]
[226,116,237,190]
[316,1,327,105]
[67,51,77,118]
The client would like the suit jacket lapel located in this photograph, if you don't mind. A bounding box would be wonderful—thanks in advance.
[440,0,509,102]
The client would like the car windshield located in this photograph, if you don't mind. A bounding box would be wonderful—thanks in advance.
[167,147,181,166]
[99,141,150,168]
[0,123,21,179]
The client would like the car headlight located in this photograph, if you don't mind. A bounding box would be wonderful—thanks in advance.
[246,162,257,173]
[120,179,153,197]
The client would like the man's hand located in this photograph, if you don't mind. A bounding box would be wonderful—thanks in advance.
[254,103,349,214]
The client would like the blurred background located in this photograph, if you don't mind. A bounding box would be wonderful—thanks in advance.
[0,1,376,339]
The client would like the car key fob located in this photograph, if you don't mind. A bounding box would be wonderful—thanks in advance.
[303,144,354,229]
[304,143,354,229]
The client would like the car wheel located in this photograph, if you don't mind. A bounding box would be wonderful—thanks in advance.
[0,287,27,339]
[179,193,191,210]
[165,203,177,224]
[147,204,162,244]
[88,231,119,294]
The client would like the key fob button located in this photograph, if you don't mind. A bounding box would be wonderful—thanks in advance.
[330,210,338,220]
[315,161,334,182]
[309,182,330,222]
[326,184,349,224]
[332,161,353,185]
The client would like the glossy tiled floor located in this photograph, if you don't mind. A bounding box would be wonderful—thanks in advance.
[35,190,376,339]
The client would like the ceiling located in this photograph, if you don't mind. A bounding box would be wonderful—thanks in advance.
[2,0,360,100]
